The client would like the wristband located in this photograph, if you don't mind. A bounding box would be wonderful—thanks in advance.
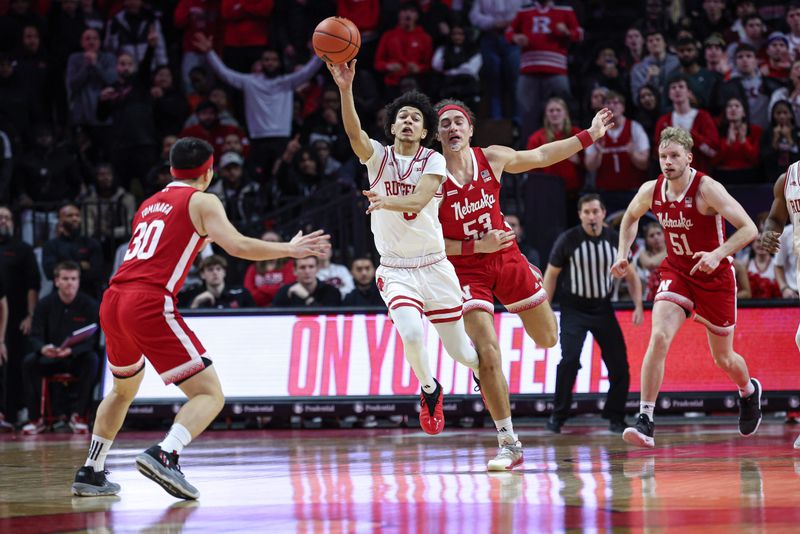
[462,240,475,255]
[577,129,594,149]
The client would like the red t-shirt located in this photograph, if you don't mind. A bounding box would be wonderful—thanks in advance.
[526,127,583,192]
[244,260,296,306]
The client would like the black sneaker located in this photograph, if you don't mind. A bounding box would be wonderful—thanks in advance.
[739,378,762,436]
[545,415,563,434]
[623,413,655,448]
[71,466,121,496]
[609,419,628,434]
[135,445,199,500]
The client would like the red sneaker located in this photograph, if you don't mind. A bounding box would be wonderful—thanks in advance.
[419,381,444,435]
[21,418,46,435]
[69,413,89,434]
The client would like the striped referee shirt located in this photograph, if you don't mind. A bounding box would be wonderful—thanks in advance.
[548,225,619,307]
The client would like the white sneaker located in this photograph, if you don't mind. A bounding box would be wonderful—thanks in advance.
[487,441,524,471]
[794,434,800,450]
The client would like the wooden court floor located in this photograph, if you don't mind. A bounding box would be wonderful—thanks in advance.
[2,420,800,533]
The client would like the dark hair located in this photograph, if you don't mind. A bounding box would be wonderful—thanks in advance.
[170,137,213,175]
[675,37,697,48]
[383,90,438,146]
[199,254,227,271]
[434,98,477,126]
[666,72,691,89]
[350,254,375,268]
[606,90,626,106]
[644,29,664,40]
[771,100,797,127]
[54,260,81,278]
[577,193,606,211]
[719,96,751,137]
[743,13,763,25]
[735,43,757,56]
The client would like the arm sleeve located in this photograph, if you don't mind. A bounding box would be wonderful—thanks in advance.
[29,299,47,354]
[206,50,248,89]
[631,121,650,152]
[41,242,57,281]
[422,151,447,183]
[566,9,583,42]
[548,231,571,268]
[469,2,495,31]
[285,56,324,90]
[431,46,444,72]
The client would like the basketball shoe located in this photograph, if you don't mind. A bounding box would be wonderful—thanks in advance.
[69,414,89,434]
[738,378,762,436]
[419,379,444,435]
[71,466,121,496]
[135,445,199,500]
[623,413,655,448]
[472,372,488,407]
[21,418,46,435]
[487,440,524,471]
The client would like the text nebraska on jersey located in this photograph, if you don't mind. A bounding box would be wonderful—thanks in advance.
[452,189,496,221]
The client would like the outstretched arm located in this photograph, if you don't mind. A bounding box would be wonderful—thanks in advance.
[363,173,441,214]
[487,108,614,174]
[327,60,373,162]
[761,173,789,255]
[611,180,656,278]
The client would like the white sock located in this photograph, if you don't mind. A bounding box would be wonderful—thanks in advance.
[640,401,655,421]
[158,423,192,455]
[739,380,755,398]
[433,319,480,370]
[494,417,517,444]
[390,306,436,392]
[84,435,113,471]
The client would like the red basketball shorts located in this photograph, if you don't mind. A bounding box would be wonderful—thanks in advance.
[452,250,547,315]
[653,261,737,336]
[101,286,210,384]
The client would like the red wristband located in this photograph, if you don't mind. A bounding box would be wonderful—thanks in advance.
[577,129,593,149]
[462,240,475,255]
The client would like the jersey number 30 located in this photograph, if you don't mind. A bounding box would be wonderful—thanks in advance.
[124,220,165,261]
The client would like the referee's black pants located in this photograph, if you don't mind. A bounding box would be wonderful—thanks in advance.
[552,304,629,423]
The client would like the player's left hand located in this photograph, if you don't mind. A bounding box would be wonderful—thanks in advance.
[689,251,721,276]
[289,229,331,258]
[362,190,386,213]
[632,306,644,326]
[588,108,614,141]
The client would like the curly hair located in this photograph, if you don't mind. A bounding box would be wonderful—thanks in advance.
[433,98,477,126]
[383,90,438,147]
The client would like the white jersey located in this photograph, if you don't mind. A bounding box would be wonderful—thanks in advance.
[363,140,447,260]
[784,162,800,289]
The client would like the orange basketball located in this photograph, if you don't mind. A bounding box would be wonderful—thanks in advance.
[313,16,361,65]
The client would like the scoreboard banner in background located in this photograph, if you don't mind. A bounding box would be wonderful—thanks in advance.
[103,308,800,402]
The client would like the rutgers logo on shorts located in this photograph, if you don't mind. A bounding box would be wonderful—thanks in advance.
[377,277,385,292]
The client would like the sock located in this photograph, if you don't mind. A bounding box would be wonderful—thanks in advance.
[739,380,755,398]
[640,401,655,421]
[84,435,113,471]
[494,417,517,444]
[158,423,192,455]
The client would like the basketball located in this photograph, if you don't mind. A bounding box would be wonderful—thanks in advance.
[312,16,361,65]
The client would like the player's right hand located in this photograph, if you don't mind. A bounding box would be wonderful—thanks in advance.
[479,229,515,253]
[289,229,331,258]
[326,59,356,89]
[760,230,781,255]
[362,190,386,213]
[610,258,629,279]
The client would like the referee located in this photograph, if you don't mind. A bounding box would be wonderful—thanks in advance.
[542,194,643,433]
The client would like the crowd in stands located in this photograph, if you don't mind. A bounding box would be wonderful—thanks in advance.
[0,0,799,431]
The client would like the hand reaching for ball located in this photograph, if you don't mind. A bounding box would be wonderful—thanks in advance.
[327,60,356,91]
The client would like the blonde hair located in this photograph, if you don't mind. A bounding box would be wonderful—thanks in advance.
[543,97,572,142]
[659,126,694,152]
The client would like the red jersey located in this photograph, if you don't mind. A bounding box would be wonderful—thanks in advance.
[595,119,647,191]
[651,170,730,279]
[439,147,518,265]
[505,2,583,75]
[112,182,207,296]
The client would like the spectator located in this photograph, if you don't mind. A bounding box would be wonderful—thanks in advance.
[312,139,342,177]
[0,0,46,53]
[787,3,800,60]
[718,43,784,129]
[179,100,247,160]
[688,0,732,39]
[79,0,104,35]
[183,86,240,128]
[66,28,116,146]
[587,86,609,122]
[585,91,649,193]
[654,74,720,174]
[768,60,800,125]
[272,256,341,307]
[761,32,792,80]
[733,259,752,299]
[0,205,40,426]
[143,134,176,196]
[317,246,353,298]
[186,64,212,109]
[48,0,85,70]
[81,163,136,244]
[469,0,522,121]
[774,225,798,298]
[207,151,263,229]
[0,52,34,146]
[713,96,762,184]
[343,256,383,307]
[173,0,221,93]
[42,204,103,298]
[273,140,328,200]
[507,0,582,140]
[633,84,661,140]
[180,255,255,309]
[16,124,83,244]
[526,97,583,194]
[301,86,350,164]
[747,227,780,299]
[504,213,540,267]
[630,30,679,107]
[726,14,767,64]
[672,36,721,110]
[619,26,644,71]
[761,100,800,180]
[632,221,666,300]
[581,45,627,110]
[15,25,49,121]
[374,2,433,96]
[431,22,482,112]
[243,230,295,307]
[96,51,157,191]
[21,261,99,435]
[730,1,757,44]
[704,33,732,79]
[194,33,323,182]
[150,65,190,138]
[104,0,167,71]
[219,0,274,74]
